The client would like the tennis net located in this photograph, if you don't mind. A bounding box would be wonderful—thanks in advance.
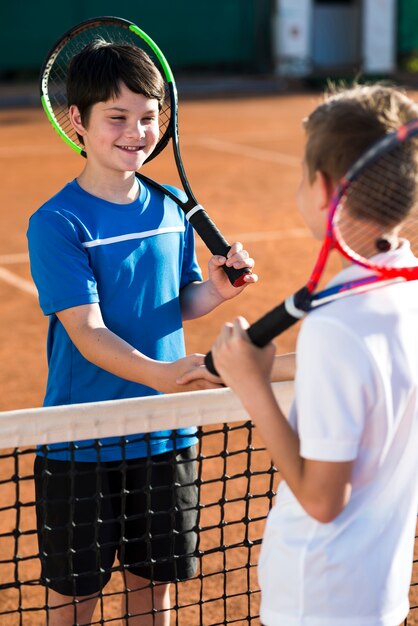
[0,382,293,626]
[0,382,418,626]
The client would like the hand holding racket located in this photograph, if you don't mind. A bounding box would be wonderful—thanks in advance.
[205,119,418,375]
[39,16,251,287]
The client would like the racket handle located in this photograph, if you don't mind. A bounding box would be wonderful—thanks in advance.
[188,209,251,287]
[204,288,309,376]
[136,174,250,286]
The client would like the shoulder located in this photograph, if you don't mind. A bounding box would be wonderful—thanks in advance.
[298,307,374,373]
[28,182,87,245]
[300,305,359,342]
[29,180,80,220]
[162,184,188,205]
[138,177,187,210]
[301,292,378,339]
[138,179,192,232]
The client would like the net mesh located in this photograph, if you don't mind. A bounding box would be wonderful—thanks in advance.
[0,383,417,625]
[0,384,289,625]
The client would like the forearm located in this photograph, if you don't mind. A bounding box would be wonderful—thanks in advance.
[238,381,304,489]
[271,352,296,381]
[56,304,219,394]
[239,381,352,522]
[180,280,225,320]
[67,323,168,390]
[211,317,353,522]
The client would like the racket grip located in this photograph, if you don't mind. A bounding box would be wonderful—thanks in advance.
[204,289,309,376]
[188,209,251,287]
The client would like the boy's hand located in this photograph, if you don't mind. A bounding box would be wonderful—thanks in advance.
[177,317,275,395]
[176,360,223,387]
[208,242,257,300]
[162,354,224,393]
[209,316,275,395]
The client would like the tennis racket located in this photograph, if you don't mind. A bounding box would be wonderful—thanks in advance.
[39,15,251,287]
[206,118,418,374]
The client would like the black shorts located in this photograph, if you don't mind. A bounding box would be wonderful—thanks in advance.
[34,446,198,597]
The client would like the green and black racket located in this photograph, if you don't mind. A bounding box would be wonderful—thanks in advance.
[39,15,250,287]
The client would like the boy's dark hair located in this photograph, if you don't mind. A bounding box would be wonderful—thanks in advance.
[67,39,165,141]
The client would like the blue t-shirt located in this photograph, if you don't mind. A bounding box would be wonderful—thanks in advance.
[27,178,202,461]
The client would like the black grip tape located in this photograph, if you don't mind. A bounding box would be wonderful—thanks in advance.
[189,209,251,287]
[204,287,310,376]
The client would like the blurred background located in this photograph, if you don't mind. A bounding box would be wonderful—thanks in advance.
[1,0,418,106]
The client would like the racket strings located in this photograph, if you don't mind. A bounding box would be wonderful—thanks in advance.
[335,142,418,264]
[44,23,171,154]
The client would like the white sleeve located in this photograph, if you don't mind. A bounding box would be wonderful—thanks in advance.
[294,314,377,462]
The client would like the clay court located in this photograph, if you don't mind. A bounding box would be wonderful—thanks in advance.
[0,90,417,624]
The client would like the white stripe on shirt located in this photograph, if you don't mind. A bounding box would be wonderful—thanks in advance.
[82,226,185,248]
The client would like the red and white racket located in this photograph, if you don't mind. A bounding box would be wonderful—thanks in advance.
[206,119,418,374]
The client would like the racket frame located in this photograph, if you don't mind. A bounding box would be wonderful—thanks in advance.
[306,120,418,300]
[205,119,418,374]
[39,16,250,287]
[40,16,173,163]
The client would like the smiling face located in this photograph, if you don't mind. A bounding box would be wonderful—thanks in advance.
[69,82,160,176]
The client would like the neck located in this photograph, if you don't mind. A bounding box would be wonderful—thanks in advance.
[77,166,139,204]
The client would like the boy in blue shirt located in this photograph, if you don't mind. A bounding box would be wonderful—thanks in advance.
[27,40,256,625]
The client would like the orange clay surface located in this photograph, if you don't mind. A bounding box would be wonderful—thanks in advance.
[0,92,416,624]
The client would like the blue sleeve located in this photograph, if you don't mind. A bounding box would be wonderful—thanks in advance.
[27,209,99,315]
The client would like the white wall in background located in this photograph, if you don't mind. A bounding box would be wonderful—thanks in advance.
[273,0,397,77]
[273,0,312,76]
[362,0,396,73]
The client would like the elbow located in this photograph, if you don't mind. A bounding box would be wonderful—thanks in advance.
[310,509,341,524]
[297,470,352,523]
[302,498,347,524]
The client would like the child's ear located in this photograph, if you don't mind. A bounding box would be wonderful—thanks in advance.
[314,170,334,212]
[68,105,86,137]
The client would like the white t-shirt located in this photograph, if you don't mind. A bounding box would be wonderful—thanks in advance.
[259,243,418,626]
